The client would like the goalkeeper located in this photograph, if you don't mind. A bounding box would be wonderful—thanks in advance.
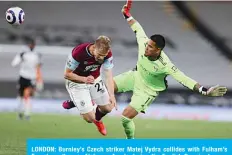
[115,0,227,139]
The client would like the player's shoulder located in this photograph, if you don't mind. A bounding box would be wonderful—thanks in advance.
[160,51,170,59]
[105,50,113,59]
[72,43,91,53]
[19,46,29,57]
[158,51,172,66]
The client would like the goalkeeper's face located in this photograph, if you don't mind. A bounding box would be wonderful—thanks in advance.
[145,40,161,58]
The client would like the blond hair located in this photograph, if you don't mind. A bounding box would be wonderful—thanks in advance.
[95,35,111,53]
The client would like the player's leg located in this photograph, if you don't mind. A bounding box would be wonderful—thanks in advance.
[23,86,33,120]
[17,96,24,119]
[17,77,34,120]
[114,70,139,139]
[17,77,24,119]
[62,99,76,109]
[122,90,156,139]
[122,92,156,139]
[89,77,113,135]
[66,80,108,136]
[121,105,137,139]
[62,70,135,109]
[93,70,136,120]
[66,80,96,123]
[24,78,37,120]
[121,75,158,139]
[114,70,135,93]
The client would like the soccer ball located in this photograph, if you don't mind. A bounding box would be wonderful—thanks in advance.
[5,7,25,26]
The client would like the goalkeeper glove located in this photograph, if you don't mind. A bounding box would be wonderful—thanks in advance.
[122,0,133,21]
[199,85,227,97]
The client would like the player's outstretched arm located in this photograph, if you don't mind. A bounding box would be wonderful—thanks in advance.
[168,64,227,97]
[193,83,227,97]
[122,0,136,26]
[122,0,148,42]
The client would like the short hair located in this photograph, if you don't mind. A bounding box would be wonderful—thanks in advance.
[95,35,111,53]
[150,34,165,50]
[26,38,36,45]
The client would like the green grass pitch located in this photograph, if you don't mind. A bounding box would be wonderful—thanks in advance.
[0,112,232,154]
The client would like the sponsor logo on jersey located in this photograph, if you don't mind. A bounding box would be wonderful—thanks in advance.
[154,66,158,72]
[84,64,99,72]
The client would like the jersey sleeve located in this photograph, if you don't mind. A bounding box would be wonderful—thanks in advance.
[167,63,198,90]
[65,47,81,71]
[103,51,114,70]
[131,22,149,44]
[11,53,23,67]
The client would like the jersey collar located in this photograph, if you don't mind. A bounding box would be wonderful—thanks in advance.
[86,43,94,57]
[148,51,163,61]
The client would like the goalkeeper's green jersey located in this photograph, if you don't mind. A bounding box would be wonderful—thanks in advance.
[131,22,197,92]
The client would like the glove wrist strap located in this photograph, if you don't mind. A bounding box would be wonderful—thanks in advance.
[199,86,208,95]
[126,16,134,21]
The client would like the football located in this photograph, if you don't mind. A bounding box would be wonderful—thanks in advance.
[5,7,25,26]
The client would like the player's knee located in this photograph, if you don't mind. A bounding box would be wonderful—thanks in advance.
[122,106,138,119]
[99,105,112,113]
[103,107,112,113]
[24,87,33,98]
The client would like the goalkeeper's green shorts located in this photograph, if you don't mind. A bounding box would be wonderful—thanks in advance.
[114,70,159,113]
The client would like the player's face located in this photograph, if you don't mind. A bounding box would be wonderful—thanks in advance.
[93,49,109,64]
[29,44,35,50]
[145,40,161,58]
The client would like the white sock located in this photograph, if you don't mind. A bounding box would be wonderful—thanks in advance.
[23,97,31,116]
[17,96,24,114]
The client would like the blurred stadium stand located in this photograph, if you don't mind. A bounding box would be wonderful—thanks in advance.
[0,1,232,107]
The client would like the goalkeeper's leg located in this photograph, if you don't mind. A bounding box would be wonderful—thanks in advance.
[121,86,156,139]
[121,105,138,139]
[114,70,137,139]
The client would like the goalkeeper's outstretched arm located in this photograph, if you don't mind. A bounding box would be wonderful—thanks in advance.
[121,3,136,26]
[168,64,227,97]
[121,0,148,43]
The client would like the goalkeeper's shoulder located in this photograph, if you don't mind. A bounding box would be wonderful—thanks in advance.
[158,51,172,67]
[160,52,186,76]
